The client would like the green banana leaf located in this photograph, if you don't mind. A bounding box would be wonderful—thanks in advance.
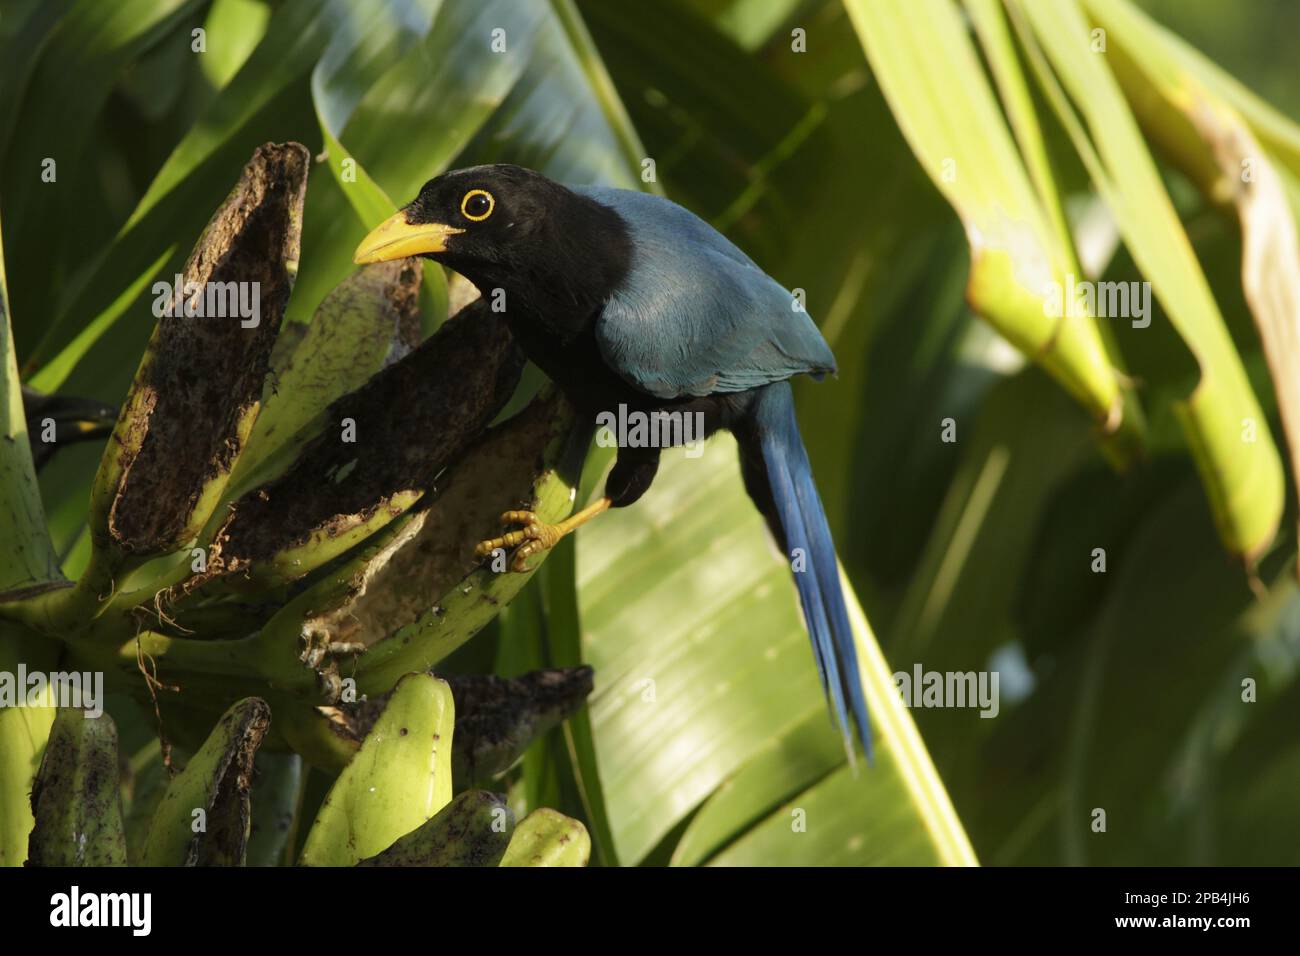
[1006,0,1284,561]
[1082,0,1300,563]
[575,435,976,866]
[199,0,271,90]
[844,0,1136,462]
[0,209,61,595]
[1,0,205,353]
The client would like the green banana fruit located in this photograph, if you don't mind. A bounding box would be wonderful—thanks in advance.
[270,695,366,776]
[357,790,513,867]
[88,143,308,570]
[299,673,455,866]
[183,297,524,595]
[230,257,423,486]
[246,751,304,867]
[123,741,167,867]
[112,260,423,634]
[351,391,581,693]
[447,668,596,787]
[296,665,596,780]
[500,808,592,867]
[243,388,578,705]
[141,697,270,866]
[27,709,127,867]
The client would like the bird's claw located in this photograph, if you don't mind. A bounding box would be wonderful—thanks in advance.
[475,510,561,572]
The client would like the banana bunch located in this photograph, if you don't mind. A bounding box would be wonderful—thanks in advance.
[0,142,595,866]
[24,676,589,867]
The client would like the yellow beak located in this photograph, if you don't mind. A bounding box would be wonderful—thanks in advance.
[352,211,464,264]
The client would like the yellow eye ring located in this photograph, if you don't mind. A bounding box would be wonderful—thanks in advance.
[461,189,495,222]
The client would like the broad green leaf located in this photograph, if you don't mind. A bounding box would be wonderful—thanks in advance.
[1083,0,1300,182]
[537,538,622,866]
[578,0,814,254]
[27,0,334,383]
[0,209,62,595]
[550,0,654,186]
[844,0,1136,460]
[1,0,205,350]
[308,0,449,327]
[707,763,939,866]
[1185,105,1300,575]
[731,6,982,601]
[930,411,1291,864]
[577,435,975,865]
[964,0,1068,248]
[671,708,841,865]
[890,374,1095,672]
[0,0,73,162]
[1189,579,1300,864]
[300,673,455,866]
[492,521,620,864]
[1050,484,1273,864]
[1009,0,1284,560]
[200,0,272,90]
[124,0,334,228]
[1078,0,1300,563]
[705,0,804,52]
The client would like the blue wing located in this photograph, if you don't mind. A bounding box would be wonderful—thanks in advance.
[573,187,836,400]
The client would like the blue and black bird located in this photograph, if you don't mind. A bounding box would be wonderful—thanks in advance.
[354,165,871,757]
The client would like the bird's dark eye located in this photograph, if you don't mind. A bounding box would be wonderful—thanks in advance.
[461,189,494,222]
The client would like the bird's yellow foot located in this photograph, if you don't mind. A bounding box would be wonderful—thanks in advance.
[476,498,613,573]
[476,510,564,573]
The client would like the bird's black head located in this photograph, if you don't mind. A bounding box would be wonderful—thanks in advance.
[353,164,629,321]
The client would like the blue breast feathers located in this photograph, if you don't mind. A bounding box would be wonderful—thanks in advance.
[573,186,836,400]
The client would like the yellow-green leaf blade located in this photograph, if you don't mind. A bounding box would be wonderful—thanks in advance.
[844,0,1133,458]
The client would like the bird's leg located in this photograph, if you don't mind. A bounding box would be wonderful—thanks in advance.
[476,497,612,572]
[476,441,660,572]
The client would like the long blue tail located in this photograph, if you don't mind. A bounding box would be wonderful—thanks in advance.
[739,381,872,761]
